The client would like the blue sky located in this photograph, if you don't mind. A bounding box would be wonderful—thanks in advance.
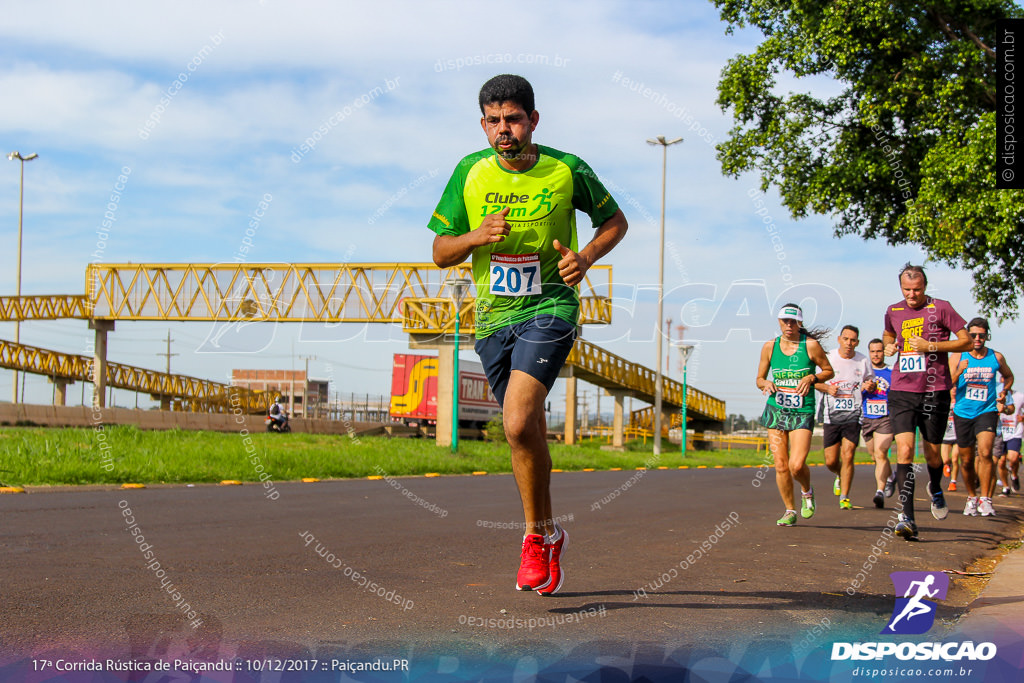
[0,0,1007,419]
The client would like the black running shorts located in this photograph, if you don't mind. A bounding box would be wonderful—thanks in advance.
[953,412,998,449]
[823,421,861,448]
[888,390,951,444]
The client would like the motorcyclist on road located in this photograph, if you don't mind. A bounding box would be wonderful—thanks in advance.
[269,396,289,430]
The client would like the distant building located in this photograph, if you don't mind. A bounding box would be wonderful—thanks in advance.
[231,369,328,418]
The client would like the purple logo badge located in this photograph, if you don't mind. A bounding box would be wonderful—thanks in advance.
[883,571,949,635]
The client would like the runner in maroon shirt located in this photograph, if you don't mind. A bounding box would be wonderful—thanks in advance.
[882,264,970,540]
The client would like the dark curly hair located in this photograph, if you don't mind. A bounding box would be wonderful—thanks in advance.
[479,74,535,114]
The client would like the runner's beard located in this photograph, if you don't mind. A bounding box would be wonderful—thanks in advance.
[493,135,525,160]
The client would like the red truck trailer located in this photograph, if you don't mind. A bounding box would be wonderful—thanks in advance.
[389,353,500,428]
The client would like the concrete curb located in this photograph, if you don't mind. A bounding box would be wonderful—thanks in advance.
[955,539,1024,632]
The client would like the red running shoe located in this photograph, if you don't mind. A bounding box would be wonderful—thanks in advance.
[538,525,569,596]
[516,534,551,591]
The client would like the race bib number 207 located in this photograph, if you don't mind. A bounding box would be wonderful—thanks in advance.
[490,253,542,297]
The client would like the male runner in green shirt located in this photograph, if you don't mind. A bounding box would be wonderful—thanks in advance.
[429,74,628,595]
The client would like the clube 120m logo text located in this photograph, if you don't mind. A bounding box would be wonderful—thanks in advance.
[831,572,997,662]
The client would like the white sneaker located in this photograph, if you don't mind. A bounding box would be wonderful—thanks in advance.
[963,497,979,516]
[979,497,996,517]
[928,481,948,520]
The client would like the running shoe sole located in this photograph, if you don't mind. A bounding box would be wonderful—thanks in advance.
[516,575,552,591]
[833,476,840,496]
[777,512,797,526]
[894,520,918,541]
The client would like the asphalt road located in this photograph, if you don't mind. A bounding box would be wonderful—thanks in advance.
[1,464,1022,677]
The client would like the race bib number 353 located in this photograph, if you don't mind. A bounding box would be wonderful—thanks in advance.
[775,391,803,409]
[490,253,542,297]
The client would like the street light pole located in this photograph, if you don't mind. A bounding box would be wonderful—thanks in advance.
[675,343,695,456]
[450,277,471,453]
[7,151,38,404]
[646,136,682,456]
[300,354,317,417]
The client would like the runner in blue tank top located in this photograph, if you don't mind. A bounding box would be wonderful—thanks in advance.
[953,317,1015,517]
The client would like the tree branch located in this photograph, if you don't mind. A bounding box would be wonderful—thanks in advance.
[958,23,997,60]
[926,8,997,60]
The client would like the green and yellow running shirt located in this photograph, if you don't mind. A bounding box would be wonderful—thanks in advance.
[766,334,816,414]
[428,145,619,338]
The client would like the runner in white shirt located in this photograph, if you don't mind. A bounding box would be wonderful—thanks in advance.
[815,325,875,509]
[997,389,1023,496]
[940,407,960,491]
[941,353,961,492]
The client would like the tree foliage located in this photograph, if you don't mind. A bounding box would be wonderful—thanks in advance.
[484,412,507,443]
[713,0,1024,318]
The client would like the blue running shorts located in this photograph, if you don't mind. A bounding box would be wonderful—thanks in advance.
[474,314,577,407]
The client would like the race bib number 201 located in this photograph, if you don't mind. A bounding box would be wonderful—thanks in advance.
[898,353,925,373]
[490,253,542,297]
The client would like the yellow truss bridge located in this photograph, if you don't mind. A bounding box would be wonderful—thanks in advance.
[565,338,722,421]
[0,339,272,413]
[81,263,612,324]
[0,263,724,434]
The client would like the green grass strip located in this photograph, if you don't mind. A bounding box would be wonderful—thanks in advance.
[0,425,783,486]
